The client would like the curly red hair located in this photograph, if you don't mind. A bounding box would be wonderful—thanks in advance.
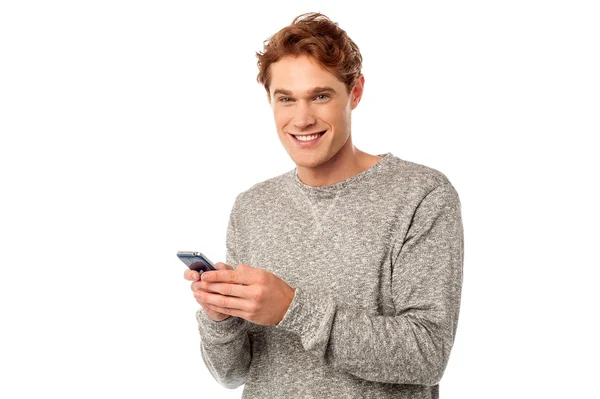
[256,12,363,95]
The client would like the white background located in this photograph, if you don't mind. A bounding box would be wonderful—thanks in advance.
[1,1,598,398]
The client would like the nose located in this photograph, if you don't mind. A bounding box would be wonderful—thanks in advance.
[292,101,316,130]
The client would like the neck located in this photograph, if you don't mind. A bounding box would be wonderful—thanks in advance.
[296,139,382,187]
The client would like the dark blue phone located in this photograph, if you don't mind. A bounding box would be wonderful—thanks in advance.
[177,251,217,275]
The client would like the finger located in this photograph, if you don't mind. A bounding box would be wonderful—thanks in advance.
[200,269,234,283]
[201,265,255,285]
[191,281,201,292]
[191,280,217,293]
[199,282,252,299]
[203,304,233,316]
[204,303,250,320]
[194,290,253,312]
[184,269,199,281]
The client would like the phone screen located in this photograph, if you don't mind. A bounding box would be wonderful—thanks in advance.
[177,251,216,275]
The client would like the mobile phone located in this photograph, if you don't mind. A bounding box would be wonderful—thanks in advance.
[177,251,217,275]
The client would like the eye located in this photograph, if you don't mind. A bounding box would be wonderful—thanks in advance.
[315,94,330,101]
[278,97,293,103]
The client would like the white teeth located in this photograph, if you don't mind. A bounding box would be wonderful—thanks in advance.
[295,132,322,141]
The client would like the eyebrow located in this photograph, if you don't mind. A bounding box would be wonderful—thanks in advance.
[272,86,337,97]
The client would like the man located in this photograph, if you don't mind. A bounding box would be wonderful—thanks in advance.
[184,12,463,399]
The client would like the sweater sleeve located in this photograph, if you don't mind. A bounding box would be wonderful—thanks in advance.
[196,196,252,389]
[275,182,464,386]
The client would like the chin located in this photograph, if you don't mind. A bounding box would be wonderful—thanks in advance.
[288,150,330,169]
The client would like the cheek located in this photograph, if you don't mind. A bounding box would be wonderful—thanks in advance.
[274,109,292,130]
[326,109,347,131]
[324,103,346,123]
[274,117,286,132]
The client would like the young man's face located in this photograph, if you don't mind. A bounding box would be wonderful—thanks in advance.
[268,55,363,170]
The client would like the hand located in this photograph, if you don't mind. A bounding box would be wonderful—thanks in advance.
[184,262,233,322]
[195,264,296,326]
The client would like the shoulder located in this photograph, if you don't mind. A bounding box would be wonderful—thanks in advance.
[380,153,456,195]
[377,155,462,224]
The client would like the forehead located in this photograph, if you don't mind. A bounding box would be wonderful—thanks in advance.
[269,55,345,94]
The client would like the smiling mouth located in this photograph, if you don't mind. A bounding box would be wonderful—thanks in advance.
[290,130,326,141]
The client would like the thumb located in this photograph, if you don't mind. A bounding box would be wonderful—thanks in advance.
[215,262,234,271]
[235,263,253,272]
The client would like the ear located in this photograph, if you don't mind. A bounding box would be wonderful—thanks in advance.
[350,75,365,110]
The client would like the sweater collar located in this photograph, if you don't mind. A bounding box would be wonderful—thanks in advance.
[290,153,393,197]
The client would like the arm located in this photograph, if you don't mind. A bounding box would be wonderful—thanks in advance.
[196,196,252,389]
[275,182,464,386]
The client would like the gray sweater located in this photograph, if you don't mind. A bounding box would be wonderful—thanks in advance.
[196,153,464,398]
